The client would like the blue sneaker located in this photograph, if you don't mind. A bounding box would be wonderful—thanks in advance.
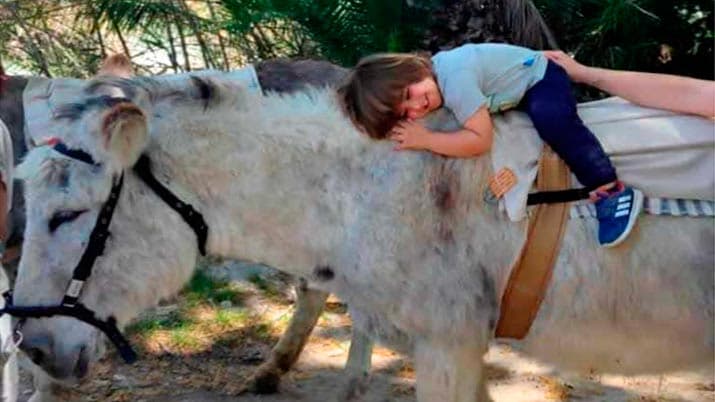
[594,185,643,247]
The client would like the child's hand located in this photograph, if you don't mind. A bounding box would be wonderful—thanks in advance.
[542,50,591,83]
[390,121,432,151]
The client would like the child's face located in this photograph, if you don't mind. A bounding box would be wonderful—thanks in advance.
[398,77,442,120]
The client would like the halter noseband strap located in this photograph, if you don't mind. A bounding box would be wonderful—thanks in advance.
[0,143,209,364]
[1,173,135,362]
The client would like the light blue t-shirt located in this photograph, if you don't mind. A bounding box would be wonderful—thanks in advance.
[431,43,548,123]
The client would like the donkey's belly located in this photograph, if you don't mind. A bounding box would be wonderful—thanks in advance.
[514,216,714,375]
[520,314,712,374]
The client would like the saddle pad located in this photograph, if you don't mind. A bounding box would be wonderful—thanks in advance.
[491,97,715,221]
[570,198,715,219]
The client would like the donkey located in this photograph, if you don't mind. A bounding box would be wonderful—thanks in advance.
[11,72,714,401]
[1,60,373,400]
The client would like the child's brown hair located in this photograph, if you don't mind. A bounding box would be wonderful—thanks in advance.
[338,52,433,139]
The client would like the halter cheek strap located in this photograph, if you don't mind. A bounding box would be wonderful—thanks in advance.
[0,143,209,364]
[1,174,136,363]
[133,155,208,255]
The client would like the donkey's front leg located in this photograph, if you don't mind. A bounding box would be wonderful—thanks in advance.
[339,326,373,401]
[414,336,491,402]
[241,278,329,394]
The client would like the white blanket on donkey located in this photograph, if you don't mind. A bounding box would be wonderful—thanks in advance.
[492,98,714,221]
[424,98,715,221]
[23,69,715,222]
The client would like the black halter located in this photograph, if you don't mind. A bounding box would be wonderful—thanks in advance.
[0,143,209,364]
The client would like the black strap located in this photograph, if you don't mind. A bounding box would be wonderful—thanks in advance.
[61,174,123,306]
[526,187,592,205]
[0,148,207,366]
[53,143,98,166]
[133,155,208,255]
[1,292,136,363]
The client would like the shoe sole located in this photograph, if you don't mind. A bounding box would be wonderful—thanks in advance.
[602,189,644,248]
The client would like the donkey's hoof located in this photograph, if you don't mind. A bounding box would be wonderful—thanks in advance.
[339,373,370,401]
[240,365,282,395]
[251,371,281,394]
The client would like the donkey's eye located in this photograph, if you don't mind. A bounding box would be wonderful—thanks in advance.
[48,210,87,233]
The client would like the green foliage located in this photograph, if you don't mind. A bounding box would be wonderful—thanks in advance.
[535,0,713,80]
[92,0,186,30]
[0,0,710,90]
[0,1,104,76]
[214,309,250,327]
[217,0,439,65]
[185,270,245,305]
[126,309,194,336]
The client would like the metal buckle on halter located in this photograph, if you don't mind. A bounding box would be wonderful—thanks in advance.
[62,279,85,307]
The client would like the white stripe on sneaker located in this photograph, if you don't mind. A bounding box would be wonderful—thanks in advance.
[614,209,629,218]
[618,195,632,202]
[616,202,630,210]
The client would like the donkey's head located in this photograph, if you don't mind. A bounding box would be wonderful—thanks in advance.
[13,87,198,380]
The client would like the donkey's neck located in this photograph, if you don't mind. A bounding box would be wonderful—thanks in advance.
[143,87,515,280]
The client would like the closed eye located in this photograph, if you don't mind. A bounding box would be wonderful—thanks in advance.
[49,210,87,233]
[400,89,409,118]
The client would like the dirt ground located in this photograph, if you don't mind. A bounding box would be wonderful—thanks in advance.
[15,261,714,402]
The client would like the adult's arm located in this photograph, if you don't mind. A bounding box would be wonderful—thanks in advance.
[544,50,715,118]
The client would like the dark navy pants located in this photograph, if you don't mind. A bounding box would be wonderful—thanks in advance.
[520,61,617,189]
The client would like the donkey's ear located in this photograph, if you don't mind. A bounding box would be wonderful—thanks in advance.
[97,54,133,78]
[101,103,148,168]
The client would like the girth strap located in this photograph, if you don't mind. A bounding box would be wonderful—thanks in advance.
[133,155,208,255]
[495,146,571,339]
[527,187,591,205]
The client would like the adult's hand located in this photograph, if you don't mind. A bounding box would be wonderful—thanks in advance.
[542,50,591,84]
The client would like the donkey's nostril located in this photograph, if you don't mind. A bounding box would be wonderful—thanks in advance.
[74,346,89,378]
[26,346,46,365]
[20,334,53,366]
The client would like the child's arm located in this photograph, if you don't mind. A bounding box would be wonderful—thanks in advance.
[391,106,493,157]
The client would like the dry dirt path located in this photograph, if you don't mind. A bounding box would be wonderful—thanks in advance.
[16,261,714,402]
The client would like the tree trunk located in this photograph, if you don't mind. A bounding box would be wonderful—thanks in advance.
[421,0,557,52]
[112,20,132,60]
[206,0,230,70]
[175,20,192,71]
[95,26,107,60]
[178,0,213,69]
[9,2,52,76]
[166,24,180,73]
